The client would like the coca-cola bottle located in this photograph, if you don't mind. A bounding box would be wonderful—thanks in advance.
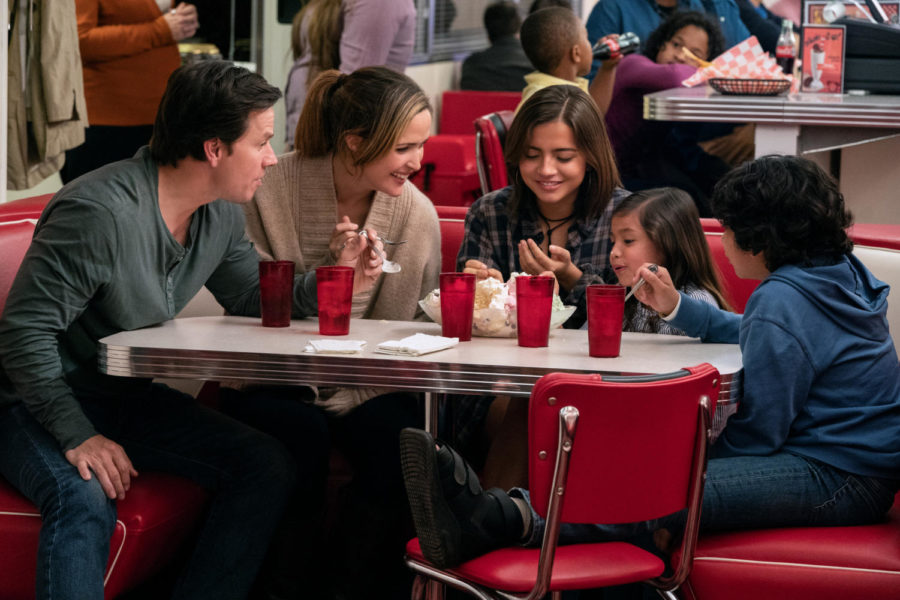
[592,32,640,60]
[775,19,797,75]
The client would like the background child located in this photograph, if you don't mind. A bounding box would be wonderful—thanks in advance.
[518,7,622,113]
[603,11,730,216]
[610,187,731,335]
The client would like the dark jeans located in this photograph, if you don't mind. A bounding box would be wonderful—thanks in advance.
[220,386,421,600]
[520,452,898,546]
[0,383,296,600]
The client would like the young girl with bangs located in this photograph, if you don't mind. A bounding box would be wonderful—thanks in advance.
[609,187,731,334]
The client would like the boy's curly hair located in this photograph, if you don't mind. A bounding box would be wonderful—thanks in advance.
[711,155,854,272]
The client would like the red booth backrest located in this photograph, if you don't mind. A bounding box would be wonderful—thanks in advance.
[436,205,467,273]
[439,90,521,135]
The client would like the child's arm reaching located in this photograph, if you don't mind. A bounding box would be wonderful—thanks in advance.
[634,264,741,343]
[588,34,623,114]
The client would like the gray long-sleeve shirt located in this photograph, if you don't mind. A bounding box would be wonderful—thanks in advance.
[0,147,317,451]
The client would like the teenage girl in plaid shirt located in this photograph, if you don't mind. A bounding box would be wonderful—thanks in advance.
[457,84,628,330]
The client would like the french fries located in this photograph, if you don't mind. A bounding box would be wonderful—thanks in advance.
[682,47,712,69]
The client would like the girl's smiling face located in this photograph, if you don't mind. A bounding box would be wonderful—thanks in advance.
[609,211,665,286]
[518,120,587,215]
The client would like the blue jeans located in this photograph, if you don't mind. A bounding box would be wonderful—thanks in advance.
[518,452,899,546]
[0,382,296,600]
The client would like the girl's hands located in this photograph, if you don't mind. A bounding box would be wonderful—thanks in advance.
[632,263,680,316]
[463,259,502,281]
[518,239,581,289]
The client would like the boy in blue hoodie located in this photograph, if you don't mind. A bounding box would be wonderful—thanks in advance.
[399,154,900,568]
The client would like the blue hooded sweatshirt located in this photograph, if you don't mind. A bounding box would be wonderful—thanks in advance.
[672,254,900,480]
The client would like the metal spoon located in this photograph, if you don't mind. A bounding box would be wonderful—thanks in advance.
[377,236,407,245]
[359,231,401,273]
[624,264,658,302]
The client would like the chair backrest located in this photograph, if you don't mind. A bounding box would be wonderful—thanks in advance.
[439,90,521,134]
[437,205,468,273]
[0,196,50,313]
[0,220,37,311]
[475,110,515,196]
[529,364,718,524]
[703,231,759,314]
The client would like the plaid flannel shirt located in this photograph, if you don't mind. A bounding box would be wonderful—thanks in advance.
[456,185,628,328]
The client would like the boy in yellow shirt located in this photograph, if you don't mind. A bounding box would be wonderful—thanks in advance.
[518,7,621,113]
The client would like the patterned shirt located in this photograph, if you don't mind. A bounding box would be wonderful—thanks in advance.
[457,185,628,328]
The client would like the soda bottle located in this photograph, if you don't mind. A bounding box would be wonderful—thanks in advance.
[775,19,797,75]
[592,32,640,60]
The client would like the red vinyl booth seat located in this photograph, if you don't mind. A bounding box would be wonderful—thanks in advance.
[682,497,900,600]
[0,196,209,599]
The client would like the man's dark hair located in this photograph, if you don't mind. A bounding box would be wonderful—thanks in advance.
[520,6,581,73]
[711,155,854,272]
[150,60,282,167]
[529,0,573,14]
[484,1,522,43]
[643,10,725,62]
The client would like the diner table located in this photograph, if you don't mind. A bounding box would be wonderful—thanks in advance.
[643,86,900,157]
[98,316,743,433]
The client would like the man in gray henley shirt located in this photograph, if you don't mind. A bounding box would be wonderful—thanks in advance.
[0,61,381,599]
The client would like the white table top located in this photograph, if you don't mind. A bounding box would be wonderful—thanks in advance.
[99,316,743,401]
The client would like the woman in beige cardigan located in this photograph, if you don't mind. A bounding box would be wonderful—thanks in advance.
[227,67,441,600]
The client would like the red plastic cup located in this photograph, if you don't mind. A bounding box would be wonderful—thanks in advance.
[259,260,295,328]
[515,275,555,347]
[439,273,475,341]
[586,284,625,357]
[316,266,354,335]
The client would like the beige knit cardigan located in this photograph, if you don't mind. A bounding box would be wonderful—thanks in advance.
[243,152,442,413]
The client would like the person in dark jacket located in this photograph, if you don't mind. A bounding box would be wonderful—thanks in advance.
[460,1,532,91]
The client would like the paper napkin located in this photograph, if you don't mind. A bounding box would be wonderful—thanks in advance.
[375,333,458,357]
[304,339,367,354]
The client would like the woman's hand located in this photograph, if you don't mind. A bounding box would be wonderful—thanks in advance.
[518,239,581,289]
[632,263,680,316]
[351,228,383,294]
[164,3,199,42]
[463,259,502,281]
[330,216,362,262]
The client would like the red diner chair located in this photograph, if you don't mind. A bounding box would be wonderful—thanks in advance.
[474,110,515,196]
[405,364,719,599]
[0,196,209,599]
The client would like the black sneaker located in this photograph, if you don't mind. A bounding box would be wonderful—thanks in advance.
[399,428,522,568]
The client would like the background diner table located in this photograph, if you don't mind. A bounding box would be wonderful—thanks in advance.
[643,87,900,158]
[99,316,743,433]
